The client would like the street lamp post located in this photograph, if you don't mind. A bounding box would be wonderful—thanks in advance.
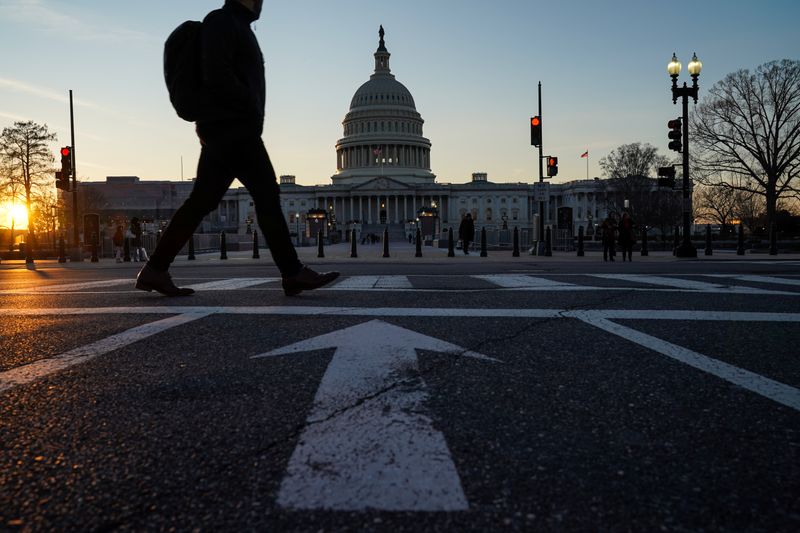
[668,52,702,258]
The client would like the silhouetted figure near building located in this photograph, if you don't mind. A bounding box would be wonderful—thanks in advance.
[136,0,338,296]
[459,213,474,255]
[112,225,124,263]
[130,217,148,262]
[618,212,636,262]
[601,214,617,262]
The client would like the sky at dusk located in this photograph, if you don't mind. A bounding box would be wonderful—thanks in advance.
[1,0,799,187]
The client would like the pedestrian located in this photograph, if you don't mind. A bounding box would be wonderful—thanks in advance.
[601,213,617,262]
[130,217,148,262]
[618,212,636,262]
[136,0,338,296]
[458,213,474,255]
[112,225,124,263]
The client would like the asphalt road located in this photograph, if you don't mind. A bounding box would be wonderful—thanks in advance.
[1,247,799,532]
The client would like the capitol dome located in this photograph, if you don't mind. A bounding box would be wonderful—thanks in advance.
[332,26,435,186]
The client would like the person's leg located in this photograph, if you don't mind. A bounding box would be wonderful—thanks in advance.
[234,138,302,277]
[147,144,234,272]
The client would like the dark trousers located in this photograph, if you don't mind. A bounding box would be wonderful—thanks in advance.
[149,129,301,277]
[603,241,616,261]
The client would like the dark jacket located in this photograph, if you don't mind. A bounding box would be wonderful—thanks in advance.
[459,217,475,242]
[618,216,636,246]
[198,0,265,132]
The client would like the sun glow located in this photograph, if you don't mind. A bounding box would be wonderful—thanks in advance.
[0,202,28,230]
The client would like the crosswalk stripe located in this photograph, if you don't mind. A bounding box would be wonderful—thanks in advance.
[0,279,132,294]
[184,278,278,290]
[331,276,412,289]
[705,274,800,287]
[589,274,765,293]
[474,275,574,288]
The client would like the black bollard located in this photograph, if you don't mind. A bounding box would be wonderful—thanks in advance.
[480,227,488,257]
[317,229,324,258]
[188,235,196,260]
[513,226,520,257]
[156,230,162,247]
[383,227,390,258]
[350,228,358,258]
[544,226,552,257]
[769,223,778,256]
[640,227,649,256]
[577,226,585,257]
[91,232,99,263]
[448,227,455,257]
[673,225,680,256]
[415,228,422,258]
[220,231,228,260]
[123,237,131,262]
[58,235,67,263]
[253,230,261,259]
[737,224,746,255]
[705,225,713,256]
[25,232,34,266]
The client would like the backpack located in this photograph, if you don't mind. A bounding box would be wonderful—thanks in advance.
[163,21,204,121]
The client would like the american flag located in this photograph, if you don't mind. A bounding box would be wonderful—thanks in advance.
[373,148,382,156]
[580,150,589,158]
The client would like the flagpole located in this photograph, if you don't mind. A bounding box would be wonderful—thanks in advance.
[586,151,589,181]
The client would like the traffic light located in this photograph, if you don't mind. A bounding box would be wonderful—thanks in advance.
[56,146,72,191]
[547,156,558,177]
[530,116,541,147]
[668,118,682,152]
[657,165,676,188]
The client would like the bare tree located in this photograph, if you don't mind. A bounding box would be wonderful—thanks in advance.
[0,121,57,244]
[692,59,800,242]
[695,185,738,237]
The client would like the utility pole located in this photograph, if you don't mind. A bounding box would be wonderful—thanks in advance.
[536,82,546,255]
[69,89,82,261]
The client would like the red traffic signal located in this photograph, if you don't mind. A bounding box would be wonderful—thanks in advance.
[547,156,558,177]
[60,146,72,180]
[60,146,71,158]
[530,116,542,147]
[668,118,682,152]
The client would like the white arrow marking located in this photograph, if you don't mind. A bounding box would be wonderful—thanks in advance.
[253,320,498,511]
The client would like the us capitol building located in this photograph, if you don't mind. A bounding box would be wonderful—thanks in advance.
[82,28,619,244]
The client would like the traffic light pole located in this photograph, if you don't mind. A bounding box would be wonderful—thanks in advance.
[69,90,82,262]
[536,82,546,256]
[672,81,698,258]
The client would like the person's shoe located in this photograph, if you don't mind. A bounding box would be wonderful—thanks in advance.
[135,264,195,296]
[282,266,340,296]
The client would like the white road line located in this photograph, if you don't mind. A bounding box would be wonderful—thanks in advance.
[590,274,766,293]
[705,274,800,288]
[0,313,210,393]
[574,313,800,412]
[331,276,412,289]
[474,275,574,288]
[2,306,800,321]
[184,278,278,291]
[0,279,132,294]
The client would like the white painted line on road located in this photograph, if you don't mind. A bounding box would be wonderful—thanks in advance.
[474,275,575,288]
[255,320,495,511]
[705,274,800,288]
[0,279,132,294]
[0,313,211,394]
[330,276,412,289]
[590,274,773,294]
[2,306,800,322]
[574,313,800,412]
[184,278,278,291]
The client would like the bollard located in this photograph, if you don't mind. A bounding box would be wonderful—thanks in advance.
[513,226,520,257]
[317,229,324,258]
[25,232,34,266]
[544,226,552,257]
[123,237,131,262]
[253,230,261,259]
[220,231,228,260]
[769,223,778,256]
[640,227,649,256]
[737,224,745,255]
[673,225,680,256]
[577,226,585,257]
[91,232,99,263]
[382,227,390,258]
[705,225,713,256]
[480,227,488,257]
[188,235,196,260]
[415,228,422,258]
[350,228,358,258]
[58,236,67,263]
[448,227,455,257]
[156,230,162,248]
